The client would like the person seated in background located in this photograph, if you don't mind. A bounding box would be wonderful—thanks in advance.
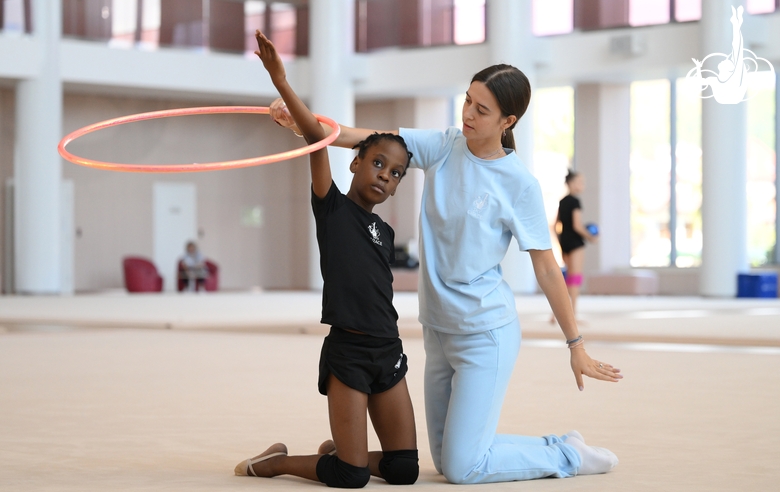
[178,241,209,292]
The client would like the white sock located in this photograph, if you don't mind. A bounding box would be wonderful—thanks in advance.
[566,436,619,475]
[564,430,585,443]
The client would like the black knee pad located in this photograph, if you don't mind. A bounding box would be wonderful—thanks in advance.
[379,449,419,485]
[316,454,371,489]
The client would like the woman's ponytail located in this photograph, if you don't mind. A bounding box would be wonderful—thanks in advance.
[501,128,516,151]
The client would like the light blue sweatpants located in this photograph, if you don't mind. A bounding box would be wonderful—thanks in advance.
[423,320,581,484]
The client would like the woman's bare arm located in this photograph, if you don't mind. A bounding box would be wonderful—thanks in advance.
[529,249,621,390]
[268,98,397,149]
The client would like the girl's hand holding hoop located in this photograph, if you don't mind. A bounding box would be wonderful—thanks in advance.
[269,98,297,130]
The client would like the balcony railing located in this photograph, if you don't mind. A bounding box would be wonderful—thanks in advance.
[57,0,486,57]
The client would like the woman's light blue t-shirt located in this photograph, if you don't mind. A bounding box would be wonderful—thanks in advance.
[400,127,552,334]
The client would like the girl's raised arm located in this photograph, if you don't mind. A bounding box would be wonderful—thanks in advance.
[255,30,331,198]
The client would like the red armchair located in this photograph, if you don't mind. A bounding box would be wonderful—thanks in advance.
[177,259,219,292]
[123,257,163,293]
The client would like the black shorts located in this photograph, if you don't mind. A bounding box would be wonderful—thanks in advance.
[318,327,408,396]
[558,234,585,254]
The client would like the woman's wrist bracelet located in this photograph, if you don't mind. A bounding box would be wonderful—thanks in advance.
[566,335,584,349]
[292,127,303,138]
[568,339,584,349]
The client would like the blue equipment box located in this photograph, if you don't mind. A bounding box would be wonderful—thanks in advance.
[737,272,779,298]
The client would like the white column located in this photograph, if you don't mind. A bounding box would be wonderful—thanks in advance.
[488,0,537,293]
[394,97,450,246]
[14,0,63,294]
[574,83,632,275]
[776,70,780,265]
[699,0,748,296]
[310,0,355,191]
[307,0,356,289]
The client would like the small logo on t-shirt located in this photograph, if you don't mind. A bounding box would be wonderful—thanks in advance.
[368,222,382,245]
[468,193,489,219]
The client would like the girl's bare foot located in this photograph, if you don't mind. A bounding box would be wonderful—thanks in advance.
[234,442,288,477]
[317,439,336,455]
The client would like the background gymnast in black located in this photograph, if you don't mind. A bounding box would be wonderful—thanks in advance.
[554,170,597,322]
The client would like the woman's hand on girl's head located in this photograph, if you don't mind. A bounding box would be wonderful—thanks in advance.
[569,346,622,391]
[269,98,299,131]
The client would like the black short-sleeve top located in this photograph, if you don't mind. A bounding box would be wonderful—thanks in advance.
[311,181,398,338]
[557,194,584,250]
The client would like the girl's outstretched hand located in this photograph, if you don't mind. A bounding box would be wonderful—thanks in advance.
[254,30,285,83]
[569,346,622,391]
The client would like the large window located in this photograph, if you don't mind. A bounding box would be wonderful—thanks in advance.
[630,75,778,268]
[244,1,303,58]
[453,0,485,45]
[747,0,778,15]
[532,0,573,36]
[60,0,487,55]
[62,0,306,57]
[355,0,485,53]
[746,72,777,266]
[533,87,575,262]
[532,0,766,36]
[629,78,711,268]
[673,77,703,268]
[630,80,672,267]
[110,0,138,47]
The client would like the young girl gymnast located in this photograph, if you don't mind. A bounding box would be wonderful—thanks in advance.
[270,64,622,484]
[553,170,597,322]
[233,31,419,488]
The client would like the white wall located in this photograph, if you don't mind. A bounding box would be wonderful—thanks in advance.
[61,93,311,292]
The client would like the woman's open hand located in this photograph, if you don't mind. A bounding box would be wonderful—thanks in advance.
[570,346,622,391]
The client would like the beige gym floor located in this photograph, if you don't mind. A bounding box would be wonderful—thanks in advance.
[2,292,779,491]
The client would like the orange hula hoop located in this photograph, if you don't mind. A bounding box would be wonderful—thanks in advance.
[57,106,340,173]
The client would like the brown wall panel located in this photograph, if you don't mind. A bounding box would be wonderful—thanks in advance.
[574,0,629,31]
[209,0,244,52]
[62,0,111,40]
[160,0,203,47]
[295,5,309,56]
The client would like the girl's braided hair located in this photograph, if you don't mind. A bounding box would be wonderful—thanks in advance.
[352,133,413,177]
